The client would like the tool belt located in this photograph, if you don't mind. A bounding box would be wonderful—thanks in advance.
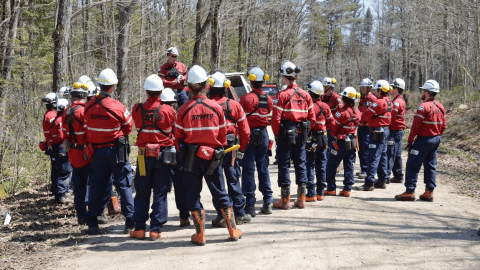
[249,127,266,146]
[344,134,357,151]
[280,120,310,145]
[312,130,328,148]
[116,136,130,163]
[181,144,225,175]
[369,127,385,142]
[83,143,94,161]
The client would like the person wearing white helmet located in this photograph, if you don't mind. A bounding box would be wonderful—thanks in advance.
[83,68,135,235]
[58,86,71,99]
[78,75,99,102]
[175,64,242,245]
[387,78,407,184]
[305,80,334,201]
[208,71,252,227]
[239,66,274,216]
[158,46,189,106]
[395,80,446,202]
[128,75,176,240]
[48,97,73,204]
[355,80,392,191]
[356,78,376,179]
[40,93,58,194]
[321,76,342,162]
[272,60,315,210]
[325,87,361,197]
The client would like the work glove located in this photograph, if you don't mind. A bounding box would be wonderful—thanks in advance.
[236,150,244,161]
[177,74,184,81]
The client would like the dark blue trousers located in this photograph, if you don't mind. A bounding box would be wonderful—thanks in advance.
[172,166,190,219]
[241,128,273,204]
[387,129,405,180]
[276,133,307,187]
[176,89,189,107]
[404,136,441,193]
[132,155,173,232]
[325,140,356,191]
[306,145,327,196]
[365,128,390,186]
[357,126,370,173]
[214,152,246,216]
[85,146,134,227]
[184,156,232,211]
[71,164,90,219]
[51,144,72,201]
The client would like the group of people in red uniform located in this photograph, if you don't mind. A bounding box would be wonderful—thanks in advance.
[40,46,447,245]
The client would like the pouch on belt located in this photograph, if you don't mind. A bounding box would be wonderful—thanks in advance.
[205,147,225,176]
[184,144,199,173]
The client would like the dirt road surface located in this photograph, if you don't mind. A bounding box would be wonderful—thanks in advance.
[49,136,480,270]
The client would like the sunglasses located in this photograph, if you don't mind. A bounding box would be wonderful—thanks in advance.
[169,55,178,58]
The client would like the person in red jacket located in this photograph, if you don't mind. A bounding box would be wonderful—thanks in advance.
[175,64,241,246]
[83,68,134,235]
[325,87,361,197]
[304,80,334,201]
[208,71,252,227]
[158,47,188,106]
[128,75,176,241]
[272,60,315,210]
[387,78,407,184]
[41,93,72,204]
[355,80,392,191]
[356,78,376,179]
[321,77,342,157]
[395,80,446,202]
[239,66,274,216]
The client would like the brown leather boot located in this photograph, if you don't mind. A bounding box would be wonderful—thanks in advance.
[273,186,290,210]
[294,185,306,209]
[191,210,206,246]
[221,207,242,241]
[107,196,121,215]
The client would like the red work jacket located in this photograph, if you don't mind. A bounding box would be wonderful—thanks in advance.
[321,91,342,114]
[331,105,361,137]
[390,94,406,130]
[158,61,187,90]
[311,100,334,132]
[358,92,376,126]
[62,101,91,168]
[407,98,447,144]
[240,88,273,129]
[43,109,57,144]
[363,95,392,128]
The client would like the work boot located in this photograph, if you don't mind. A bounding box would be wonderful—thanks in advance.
[211,214,227,228]
[419,190,434,202]
[123,219,134,234]
[339,190,350,197]
[55,195,72,204]
[244,204,256,217]
[191,210,206,246]
[87,225,102,235]
[357,172,367,179]
[97,214,109,224]
[149,231,161,241]
[354,184,374,191]
[77,217,86,226]
[325,190,336,196]
[260,202,273,214]
[273,186,290,210]
[130,229,146,239]
[305,195,317,202]
[374,181,387,189]
[235,213,252,225]
[395,192,415,201]
[294,185,306,209]
[316,194,324,201]
[107,196,121,215]
[221,207,242,241]
[180,218,191,227]
[390,177,404,183]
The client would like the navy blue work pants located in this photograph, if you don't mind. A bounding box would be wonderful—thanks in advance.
[71,164,90,219]
[306,145,327,196]
[325,140,356,191]
[276,133,307,187]
[50,143,72,201]
[357,126,370,173]
[365,128,390,186]
[386,129,405,180]
[404,136,441,193]
[214,151,246,216]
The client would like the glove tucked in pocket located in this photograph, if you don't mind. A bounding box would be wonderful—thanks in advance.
[83,143,95,160]
[197,146,214,160]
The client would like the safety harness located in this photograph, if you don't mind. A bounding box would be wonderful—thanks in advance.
[65,105,83,146]
[84,96,123,122]
[220,99,236,122]
[247,92,270,117]
[314,103,325,119]
[135,103,171,138]
[284,88,307,106]
[181,98,219,122]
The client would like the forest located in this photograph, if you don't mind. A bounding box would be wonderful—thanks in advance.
[0,0,479,196]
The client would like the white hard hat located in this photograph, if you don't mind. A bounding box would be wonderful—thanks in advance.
[391,78,406,90]
[71,82,89,94]
[341,87,359,100]
[161,88,177,102]
[322,77,337,88]
[420,80,440,93]
[55,98,70,111]
[58,86,70,97]
[42,92,57,104]
[77,75,96,92]
[374,80,391,93]
[307,80,324,96]
[248,66,269,82]
[143,74,164,91]
[208,71,232,88]
[359,78,373,87]
[279,60,300,76]
[280,85,287,91]
[186,65,208,84]
[88,86,99,97]
[167,47,179,55]
[96,68,118,85]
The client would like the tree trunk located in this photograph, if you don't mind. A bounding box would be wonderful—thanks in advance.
[52,0,72,92]
[166,0,172,45]
[193,0,214,64]
[210,0,222,70]
[115,0,137,101]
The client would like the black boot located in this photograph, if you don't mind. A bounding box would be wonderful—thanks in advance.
[123,218,134,234]
[260,202,273,214]
[244,204,256,217]
[211,214,227,228]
